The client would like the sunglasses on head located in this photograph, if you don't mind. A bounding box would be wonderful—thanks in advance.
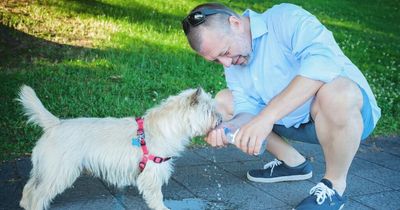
[182,8,232,35]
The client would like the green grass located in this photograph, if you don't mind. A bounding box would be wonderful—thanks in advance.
[0,0,399,161]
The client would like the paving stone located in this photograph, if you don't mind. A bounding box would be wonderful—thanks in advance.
[290,141,325,162]
[119,196,152,210]
[264,206,292,210]
[15,157,31,179]
[114,193,152,210]
[345,199,375,210]
[193,146,264,163]
[345,175,391,196]
[0,180,25,210]
[52,197,125,210]
[0,160,17,183]
[174,150,209,167]
[172,165,286,209]
[52,175,112,204]
[215,160,264,178]
[352,190,400,210]
[307,159,326,183]
[351,158,400,190]
[164,178,197,199]
[107,178,195,207]
[365,136,400,157]
[356,149,400,171]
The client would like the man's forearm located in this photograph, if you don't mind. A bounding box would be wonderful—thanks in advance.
[260,75,324,124]
[221,76,322,131]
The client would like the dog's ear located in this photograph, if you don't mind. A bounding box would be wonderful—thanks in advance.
[190,87,203,106]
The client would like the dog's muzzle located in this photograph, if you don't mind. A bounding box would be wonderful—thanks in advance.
[215,112,223,128]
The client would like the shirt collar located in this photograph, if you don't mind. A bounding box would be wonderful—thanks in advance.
[243,9,268,40]
[224,10,268,70]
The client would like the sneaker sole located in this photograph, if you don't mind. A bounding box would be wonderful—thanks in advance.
[247,172,312,183]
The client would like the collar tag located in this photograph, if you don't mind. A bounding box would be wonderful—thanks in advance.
[132,138,141,147]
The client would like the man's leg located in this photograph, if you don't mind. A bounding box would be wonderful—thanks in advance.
[215,89,305,167]
[311,77,363,195]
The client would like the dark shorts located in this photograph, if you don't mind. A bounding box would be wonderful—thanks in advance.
[272,86,374,144]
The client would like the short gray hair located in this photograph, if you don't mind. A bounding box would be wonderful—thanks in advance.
[182,3,239,52]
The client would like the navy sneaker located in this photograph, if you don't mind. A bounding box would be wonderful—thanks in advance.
[294,179,346,210]
[247,159,312,183]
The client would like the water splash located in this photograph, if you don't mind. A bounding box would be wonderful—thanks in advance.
[209,148,223,202]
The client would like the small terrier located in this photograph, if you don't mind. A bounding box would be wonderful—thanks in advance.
[18,85,221,210]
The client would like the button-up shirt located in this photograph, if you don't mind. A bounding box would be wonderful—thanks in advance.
[225,3,381,128]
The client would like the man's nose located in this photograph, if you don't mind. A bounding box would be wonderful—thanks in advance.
[218,57,232,67]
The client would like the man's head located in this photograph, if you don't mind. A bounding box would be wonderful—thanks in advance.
[182,3,252,67]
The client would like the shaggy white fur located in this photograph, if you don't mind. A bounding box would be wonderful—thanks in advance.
[18,85,220,210]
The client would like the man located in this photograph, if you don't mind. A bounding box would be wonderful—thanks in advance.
[182,2,380,210]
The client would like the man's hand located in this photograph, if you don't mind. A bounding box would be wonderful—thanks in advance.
[204,113,255,148]
[205,126,228,147]
[234,115,273,155]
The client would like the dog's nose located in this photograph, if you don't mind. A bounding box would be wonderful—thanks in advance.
[215,112,223,127]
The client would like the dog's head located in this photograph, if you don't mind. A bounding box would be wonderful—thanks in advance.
[145,87,221,141]
[186,87,222,135]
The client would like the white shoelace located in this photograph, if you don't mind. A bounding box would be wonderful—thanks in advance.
[263,159,282,176]
[309,182,336,205]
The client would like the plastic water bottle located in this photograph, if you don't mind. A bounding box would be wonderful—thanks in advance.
[223,127,267,155]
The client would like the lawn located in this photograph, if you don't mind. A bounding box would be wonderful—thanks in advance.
[0,0,399,161]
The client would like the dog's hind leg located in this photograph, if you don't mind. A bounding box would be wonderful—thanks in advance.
[20,155,44,209]
[29,162,81,210]
[20,177,39,209]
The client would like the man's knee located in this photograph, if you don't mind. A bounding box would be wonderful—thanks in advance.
[312,77,363,124]
[215,89,234,121]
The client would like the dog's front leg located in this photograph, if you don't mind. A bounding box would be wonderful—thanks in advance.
[137,168,170,210]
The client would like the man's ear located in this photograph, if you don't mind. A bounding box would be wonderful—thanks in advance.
[190,87,203,106]
[228,16,241,31]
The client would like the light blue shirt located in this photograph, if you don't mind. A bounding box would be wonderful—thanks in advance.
[225,3,381,128]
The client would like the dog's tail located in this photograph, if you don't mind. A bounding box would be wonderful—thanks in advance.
[17,85,60,129]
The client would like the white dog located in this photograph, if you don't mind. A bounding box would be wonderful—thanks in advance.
[18,85,221,210]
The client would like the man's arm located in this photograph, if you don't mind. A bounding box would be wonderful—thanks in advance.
[235,75,323,154]
[260,75,323,124]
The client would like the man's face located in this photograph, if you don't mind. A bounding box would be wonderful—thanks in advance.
[198,24,251,68]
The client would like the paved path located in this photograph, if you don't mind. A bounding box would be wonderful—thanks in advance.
[1,137,400,210]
